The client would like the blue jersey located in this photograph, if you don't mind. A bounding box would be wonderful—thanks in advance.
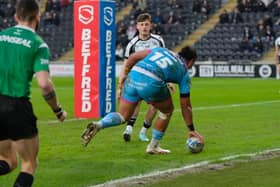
[122,47,191,103]
[133,47,191,94]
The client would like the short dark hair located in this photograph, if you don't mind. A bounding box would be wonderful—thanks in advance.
[136,13,152,23]
[178,46,197,61]
[16,0,39,22]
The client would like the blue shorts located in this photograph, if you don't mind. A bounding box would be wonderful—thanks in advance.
[121,70,170,103]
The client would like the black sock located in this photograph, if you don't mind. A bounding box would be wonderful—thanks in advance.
[143,121,151,129]
[0,160,10,175]
[127,117,137,127]
[14,172,34,187]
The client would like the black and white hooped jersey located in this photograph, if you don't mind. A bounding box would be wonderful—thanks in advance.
[124,33,165,59]
[275,37,280,56]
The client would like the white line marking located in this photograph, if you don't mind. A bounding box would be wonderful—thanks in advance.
[191,100,280,111]
[37,100,280,185]
[39,100,280,125]
[40,117,86,124]
[89,148,280,187]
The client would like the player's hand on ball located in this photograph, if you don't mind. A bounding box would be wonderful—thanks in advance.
[189,131,204,144]
[187,131,204,153]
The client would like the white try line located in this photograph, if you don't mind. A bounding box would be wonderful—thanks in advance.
[89,147,280,187]
[39,99,280,125]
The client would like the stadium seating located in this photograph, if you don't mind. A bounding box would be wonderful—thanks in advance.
[0,0,279,62]
[0,0,73,60]
[194,0,279,62]
[117,0,223,50]
[0,1,131,60]
[38,3,73,60]
[115,0,132,12]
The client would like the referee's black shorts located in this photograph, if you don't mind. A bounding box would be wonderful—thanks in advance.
[0,94,38,141]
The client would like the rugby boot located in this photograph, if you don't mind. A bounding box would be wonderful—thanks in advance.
[81,122,101,147]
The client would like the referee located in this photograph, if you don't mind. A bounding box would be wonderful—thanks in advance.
[0,1,66,186]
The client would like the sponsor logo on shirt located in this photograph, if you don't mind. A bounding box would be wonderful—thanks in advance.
[0,35,31,48]
[40,58,49,65]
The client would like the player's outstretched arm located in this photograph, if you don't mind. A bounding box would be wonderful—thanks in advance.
[36,71,67,122]
[180,95,204,143]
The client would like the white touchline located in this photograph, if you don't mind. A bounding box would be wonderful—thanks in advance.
[39,100,280,124]
[89,147,280,187]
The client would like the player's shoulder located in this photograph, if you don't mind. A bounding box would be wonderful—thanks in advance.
[34,34,47,44]
[275,37,280,46]
[150,33,164,40]
[0,26,16,36]
[12,26,46,43]
[29,33,48,50]
[128,35,140,45]
[150,33,165,47]
[125,36,140,52]
[275,37,280,42]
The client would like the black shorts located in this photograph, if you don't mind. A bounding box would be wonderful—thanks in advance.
[0,94,38,141]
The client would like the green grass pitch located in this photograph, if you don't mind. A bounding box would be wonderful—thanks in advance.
[0,77,279,187]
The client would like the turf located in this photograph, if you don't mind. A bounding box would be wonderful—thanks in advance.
[0,77,279,187]
[147,157,280,187]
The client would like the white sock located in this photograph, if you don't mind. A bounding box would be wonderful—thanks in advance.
[149,139,160,148]
[126,125,133,132]
[140,127,148,134]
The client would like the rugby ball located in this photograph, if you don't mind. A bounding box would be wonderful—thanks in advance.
[186,137,204,153]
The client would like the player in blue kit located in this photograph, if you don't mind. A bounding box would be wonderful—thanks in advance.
[81,46,204,154]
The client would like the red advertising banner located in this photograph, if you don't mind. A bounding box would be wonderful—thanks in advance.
[74,0,116,118]
[74,1,99,118]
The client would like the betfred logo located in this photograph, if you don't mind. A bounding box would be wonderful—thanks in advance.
[104,7,113,26]
[80,29,92,112]
[74,0,115,118]
[79,5,94,25]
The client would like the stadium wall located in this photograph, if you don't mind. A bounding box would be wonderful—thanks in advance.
[49,61,276,78]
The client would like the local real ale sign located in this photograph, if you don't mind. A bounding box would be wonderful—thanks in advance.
[74,0,116,118]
